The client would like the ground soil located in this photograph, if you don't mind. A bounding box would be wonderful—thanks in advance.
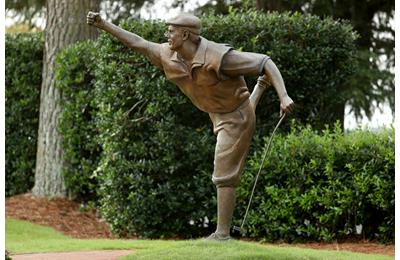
[6,193,395,257]
[6,193,113,239]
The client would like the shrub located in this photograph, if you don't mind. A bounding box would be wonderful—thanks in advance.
[92,21,216,237]
[237,124,394,242]
[55,41,101,201]
[9,11,387,242]
[201,11,357,132]
[5,33,43,197]
[92,11,357,238]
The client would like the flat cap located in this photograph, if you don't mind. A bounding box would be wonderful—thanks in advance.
[166,13,202,35]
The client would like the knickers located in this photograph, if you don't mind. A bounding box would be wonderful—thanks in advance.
[209,99,256,187]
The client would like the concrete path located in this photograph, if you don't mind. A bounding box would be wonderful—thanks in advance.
[11,250,135,260]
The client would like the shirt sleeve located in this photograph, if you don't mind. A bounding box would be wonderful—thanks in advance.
[145,41,163,69]
[220,50,270,78]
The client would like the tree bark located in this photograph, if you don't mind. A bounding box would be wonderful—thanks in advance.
[33,0,100,198]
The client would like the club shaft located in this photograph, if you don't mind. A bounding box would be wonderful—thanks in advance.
[239,113,286,230]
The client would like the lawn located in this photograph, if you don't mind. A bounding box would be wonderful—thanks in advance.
[6,218,393,260]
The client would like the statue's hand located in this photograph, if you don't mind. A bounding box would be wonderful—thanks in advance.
[87,11,103,28]
[280,94,294,117]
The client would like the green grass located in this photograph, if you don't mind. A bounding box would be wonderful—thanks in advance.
[122,240,393,260]
[6,218,393,260]
[6,218,136,253]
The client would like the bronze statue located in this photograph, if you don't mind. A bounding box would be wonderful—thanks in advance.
[87,12,294,241]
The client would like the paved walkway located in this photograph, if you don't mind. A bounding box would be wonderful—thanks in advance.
[11,250,135,260]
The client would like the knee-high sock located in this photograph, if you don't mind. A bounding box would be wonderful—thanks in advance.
[216,187,236,236]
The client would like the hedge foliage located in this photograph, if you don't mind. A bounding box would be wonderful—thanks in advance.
[5,33,43,197]
[7,11,393,243]
[237,124,394,242]
[55,42,101,201]
[30,11,358,237]
[89,11,358,238]
[201,11,357,131]
[92,22,216,237]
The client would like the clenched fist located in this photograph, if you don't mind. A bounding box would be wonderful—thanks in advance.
[280,94,294,117]
[87,11,103,28]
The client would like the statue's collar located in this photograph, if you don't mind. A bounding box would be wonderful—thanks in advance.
[192,37,207,66]
[170,37,207,67]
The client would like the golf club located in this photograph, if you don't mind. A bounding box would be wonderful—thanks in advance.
[233,112,286,235]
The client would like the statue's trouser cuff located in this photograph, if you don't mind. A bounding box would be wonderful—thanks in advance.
[209,99,256,188]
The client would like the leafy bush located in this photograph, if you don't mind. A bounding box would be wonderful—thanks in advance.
[5,33,43,196]
[55,41,101,201]
[92,11,357,238]
[7,11,360,239]
[201,11,357,132]
[92,21,216,237]
[237,124,394,242]
[7,11,391,243]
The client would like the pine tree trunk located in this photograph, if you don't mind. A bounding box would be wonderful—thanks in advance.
[33,0,100,198]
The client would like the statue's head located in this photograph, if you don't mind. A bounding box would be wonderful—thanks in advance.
[165,13,201,50]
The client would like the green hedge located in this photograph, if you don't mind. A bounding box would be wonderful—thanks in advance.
[92,22,216,237]
[7,11,377,241]
[55,41,101,201]
[5,33,43,197]
[90,11,358,238]
[201,11,357,131]
[237,124,394,242]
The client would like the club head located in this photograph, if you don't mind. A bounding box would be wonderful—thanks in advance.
[232,226,246,235]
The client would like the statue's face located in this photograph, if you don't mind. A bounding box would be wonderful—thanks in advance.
[165,25,185,50]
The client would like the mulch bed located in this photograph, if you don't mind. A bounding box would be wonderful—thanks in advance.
[6,193,113,239]
[5,193,394,256]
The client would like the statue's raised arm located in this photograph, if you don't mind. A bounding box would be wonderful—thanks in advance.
[87,11,149,55]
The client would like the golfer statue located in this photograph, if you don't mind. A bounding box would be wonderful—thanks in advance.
[87,12,294,240]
